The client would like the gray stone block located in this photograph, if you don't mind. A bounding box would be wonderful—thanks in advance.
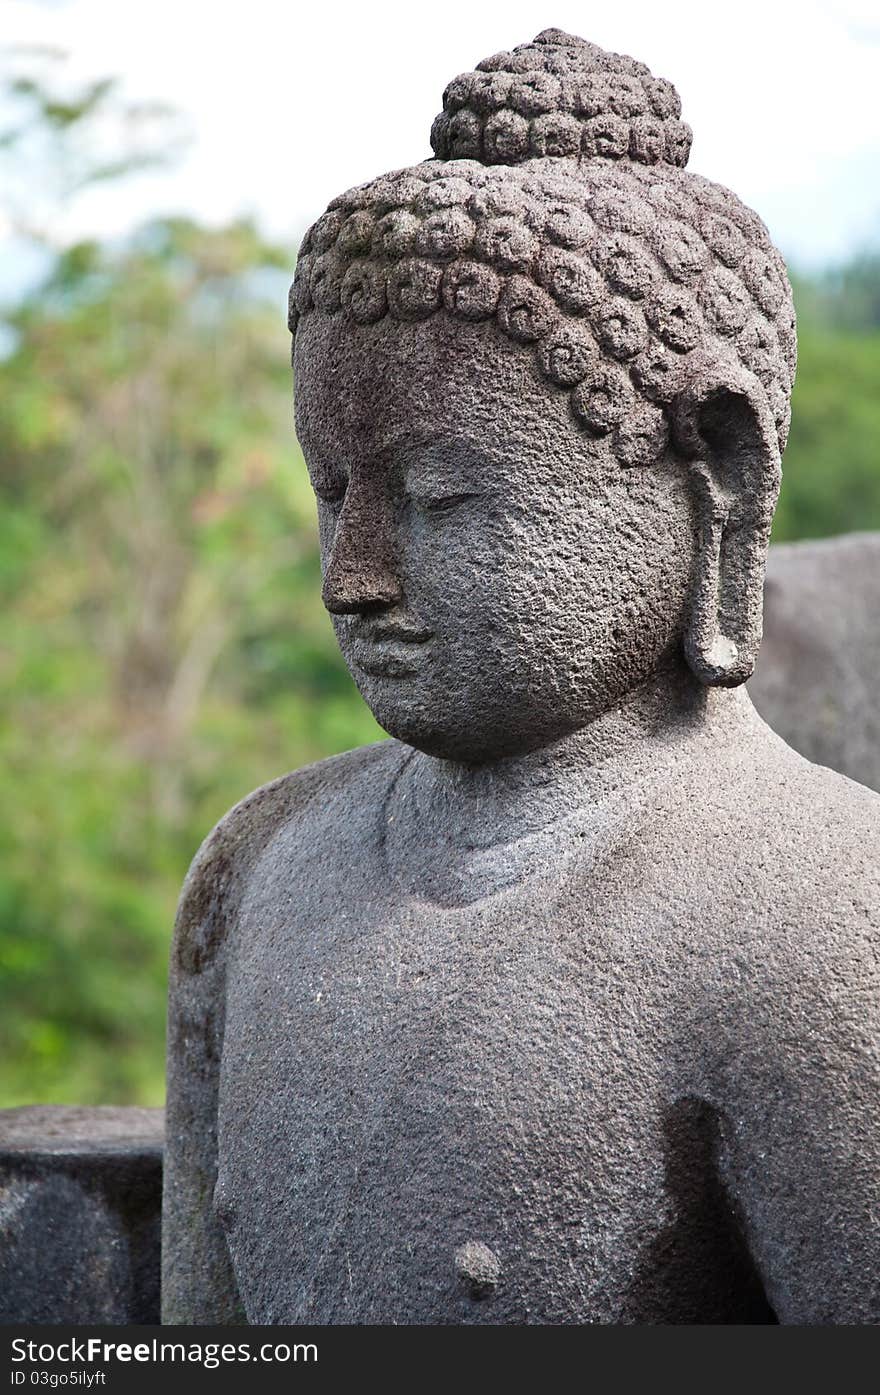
[753,532,880,792]
[0,1106,163,1324]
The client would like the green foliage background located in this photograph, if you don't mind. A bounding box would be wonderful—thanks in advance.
[1,58,878,1105]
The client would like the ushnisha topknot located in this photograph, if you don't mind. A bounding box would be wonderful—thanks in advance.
[430,28,693,169]
[290,29,796,461]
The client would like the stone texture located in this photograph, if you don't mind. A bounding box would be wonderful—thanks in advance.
[752,532,880,793]
[291,59,794,465]
[0,1106,163,1324]
[164,30,880,1325]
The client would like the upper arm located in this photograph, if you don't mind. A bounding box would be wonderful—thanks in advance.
[161,805,247,1324]
[160,742,396,1323]
[717,899,880,1323]
[161,767,319,1324]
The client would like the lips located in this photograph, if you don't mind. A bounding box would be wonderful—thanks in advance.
[346,620,434,678]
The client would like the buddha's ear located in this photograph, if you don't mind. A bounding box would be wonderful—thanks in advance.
[671,353,782,687]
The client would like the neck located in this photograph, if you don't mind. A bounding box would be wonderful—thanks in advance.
[409,659,759,837]
[383,659,766,905]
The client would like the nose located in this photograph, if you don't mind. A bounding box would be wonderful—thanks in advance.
[321,483,403,615]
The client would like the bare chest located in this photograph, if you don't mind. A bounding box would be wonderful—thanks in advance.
[215,849,769,1323]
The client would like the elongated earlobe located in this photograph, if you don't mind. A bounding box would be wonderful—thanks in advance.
[684,458,764,686]
[672,354,782,688]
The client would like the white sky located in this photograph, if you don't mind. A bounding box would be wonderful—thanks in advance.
[4,0,880,268]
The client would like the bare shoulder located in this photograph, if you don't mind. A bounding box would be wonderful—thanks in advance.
[786,762,880,990]
[739,734,880,927]
[765,744,880,904]
[171,738,406,981]
[707,734,880,1047]
[655,720,880,1017]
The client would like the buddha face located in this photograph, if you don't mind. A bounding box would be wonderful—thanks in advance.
[294,313,698,763]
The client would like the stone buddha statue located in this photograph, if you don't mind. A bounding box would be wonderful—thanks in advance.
[163,31,880,1324]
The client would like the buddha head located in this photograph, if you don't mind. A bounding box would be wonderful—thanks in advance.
[290,29,796,763]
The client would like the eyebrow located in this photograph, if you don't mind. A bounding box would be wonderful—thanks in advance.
[375,428,448,456]
[301,429,500,480]
[297,427,444,467]
[385,431,499,467]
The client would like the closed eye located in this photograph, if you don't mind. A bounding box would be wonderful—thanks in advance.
[314,482,347,507]
[411,491,481,514]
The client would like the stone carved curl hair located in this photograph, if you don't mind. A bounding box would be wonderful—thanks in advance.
[290,29,796,467]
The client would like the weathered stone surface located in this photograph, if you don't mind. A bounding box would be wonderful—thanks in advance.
[752,533,880,792]
[0,1106,163,1324]
[164,30,880,1325]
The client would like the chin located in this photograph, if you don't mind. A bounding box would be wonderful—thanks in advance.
[359,682,572,764]
[365,697,473,761]
[353,684,477,761]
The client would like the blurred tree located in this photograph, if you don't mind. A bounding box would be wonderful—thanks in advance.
[0,44,188,242]
[773,265,880,540]
[794,247,880,334]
